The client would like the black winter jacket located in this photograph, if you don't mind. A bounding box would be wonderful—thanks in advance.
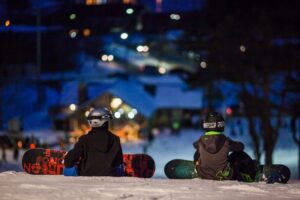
[193,133,244,180]
[64,127,123,176]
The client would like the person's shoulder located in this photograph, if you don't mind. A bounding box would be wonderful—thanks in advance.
[109,131,121,140]
[217,134,231,145]
[223,135,233,141]
[77,134,88,142]
[225,135,243,144]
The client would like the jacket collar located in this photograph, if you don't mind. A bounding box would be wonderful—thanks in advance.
[205,131,222,135]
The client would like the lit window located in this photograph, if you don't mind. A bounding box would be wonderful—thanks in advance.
[111,98,123,108]
[86,0,93,5]
[123,0,135,4]
[83,28,91,37]
[5,20,10,27]
[86,0,106,5]
[159,67,166,74]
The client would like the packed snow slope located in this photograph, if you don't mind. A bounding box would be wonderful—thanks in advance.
[0,129,300,199]
[0,171,300,200]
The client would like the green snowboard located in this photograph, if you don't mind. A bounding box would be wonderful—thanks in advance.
[164,159,291,184]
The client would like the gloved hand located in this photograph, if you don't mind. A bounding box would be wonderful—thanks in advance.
[115,164,124,176]
[63,166,78,176]
[266,172,281,184]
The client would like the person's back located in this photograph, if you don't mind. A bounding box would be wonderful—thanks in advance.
[193,112,244,180]
[64,107,123,176]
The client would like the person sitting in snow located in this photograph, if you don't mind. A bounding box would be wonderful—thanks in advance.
[64,107,123,176]
[193,111,258,182]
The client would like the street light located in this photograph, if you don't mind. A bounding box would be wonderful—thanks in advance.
[136,45,149,53]
[107,55,114,61]
[200,61,207,69]
[114,112,121,119]
[101,54,114,62]
[69,104,77,111]
[137,45,144,52]
[128,112,135,119]
[69,29,78,38]
[240,45,246,52]
[69,13,76,20]
[131,108,138,115]
[126,8,134,15]
[143,45,149,52]
[170,14,181,20]
[101,54,108,61]
[120,32,128,40]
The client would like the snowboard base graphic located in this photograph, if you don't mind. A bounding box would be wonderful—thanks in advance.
[22,148,155,178]
[164,159,290,184]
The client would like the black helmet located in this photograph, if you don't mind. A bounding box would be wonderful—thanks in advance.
[203,112,225,132]
[87,107,112,128]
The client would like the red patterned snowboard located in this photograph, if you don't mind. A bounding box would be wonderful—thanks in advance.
[22,148,155,178]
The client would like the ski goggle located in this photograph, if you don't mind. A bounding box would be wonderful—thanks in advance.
[203,121,224,129]
[87,114,112,120]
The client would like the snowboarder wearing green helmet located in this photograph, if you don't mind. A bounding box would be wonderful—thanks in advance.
[193,111,257,181]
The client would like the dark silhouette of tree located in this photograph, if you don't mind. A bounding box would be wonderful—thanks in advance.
[288,76,300,178]
[179,0,300,165]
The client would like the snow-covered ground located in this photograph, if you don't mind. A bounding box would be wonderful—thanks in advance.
[0,171,299,200]
[0,128,299,177]
[0,129,299,199]
[123,129,299,178]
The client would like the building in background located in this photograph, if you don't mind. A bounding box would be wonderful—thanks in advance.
[49,75,202,142]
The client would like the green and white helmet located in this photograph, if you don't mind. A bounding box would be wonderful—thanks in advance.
[203,112,225,132]
[87,107,112,128]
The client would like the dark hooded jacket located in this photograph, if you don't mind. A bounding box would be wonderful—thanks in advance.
[64,126,123,176]
[193,132,244,180]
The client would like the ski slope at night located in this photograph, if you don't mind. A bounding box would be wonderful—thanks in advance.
[0,129,300,199]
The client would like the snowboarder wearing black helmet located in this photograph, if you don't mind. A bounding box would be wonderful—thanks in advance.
[64,107,123,176]
[193,112,257,181]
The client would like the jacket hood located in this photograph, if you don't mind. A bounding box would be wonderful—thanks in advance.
[199,134,226,154]
[87,128,113,153]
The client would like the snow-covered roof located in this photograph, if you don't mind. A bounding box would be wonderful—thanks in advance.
[109,79,155,117]
[155,86,202,109]
[60,82,82,105]
[138,75,186,85]
[138,75,202,109]
[0,25,62,33]
[89,76,202,115]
